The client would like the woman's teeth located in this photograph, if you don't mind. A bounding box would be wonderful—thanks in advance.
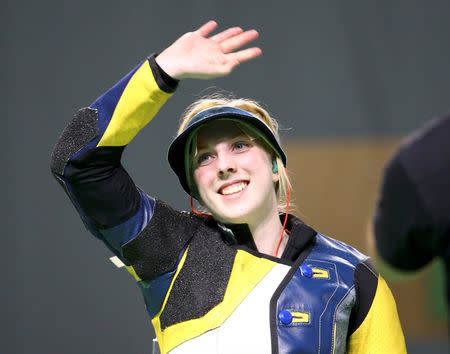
[221,182,248,195]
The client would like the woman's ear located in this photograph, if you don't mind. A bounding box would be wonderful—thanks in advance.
[272,159,278,173]
[272,159,280,183]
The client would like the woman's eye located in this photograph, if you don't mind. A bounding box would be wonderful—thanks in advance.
[233,141,251,151]
[197,153,213,166]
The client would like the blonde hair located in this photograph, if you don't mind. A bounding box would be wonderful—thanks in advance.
[178,94,293,213]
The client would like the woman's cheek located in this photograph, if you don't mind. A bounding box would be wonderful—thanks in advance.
[194,169,213,192]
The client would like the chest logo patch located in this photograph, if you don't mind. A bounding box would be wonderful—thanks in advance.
[311,267,330,279]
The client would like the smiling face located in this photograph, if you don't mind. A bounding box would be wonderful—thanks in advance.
[192,120,280,225]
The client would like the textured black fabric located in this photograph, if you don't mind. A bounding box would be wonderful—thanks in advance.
[122,200,202,281]
[160,224,236,330]
[50,107,99,175]
[148,54,179,93]
[224,223,258,250]
[348,260,378,335]
[64,146,141,228]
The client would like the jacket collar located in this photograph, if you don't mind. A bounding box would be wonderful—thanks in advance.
[216,214,317,262]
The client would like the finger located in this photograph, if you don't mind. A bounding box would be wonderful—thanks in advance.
[226,47,262,64]
[195,20,218,37]
[209,27,243,42]
[220,29,259,53]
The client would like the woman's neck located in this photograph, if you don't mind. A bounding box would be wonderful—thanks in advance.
[247,208,284,257]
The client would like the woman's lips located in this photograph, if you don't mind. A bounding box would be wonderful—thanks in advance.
[219,181,249,195]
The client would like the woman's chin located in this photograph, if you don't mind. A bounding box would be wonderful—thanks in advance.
[214,208,253,225]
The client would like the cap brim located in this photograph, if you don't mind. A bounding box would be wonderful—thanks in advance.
[168,106,287,196]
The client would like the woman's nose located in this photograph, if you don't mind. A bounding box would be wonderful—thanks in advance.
[216,153,236,177]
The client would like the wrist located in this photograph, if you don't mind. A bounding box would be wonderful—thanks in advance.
[148,54,179,93]
[155,52,184,80]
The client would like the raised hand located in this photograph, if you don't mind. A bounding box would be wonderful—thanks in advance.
[155,21,262,80]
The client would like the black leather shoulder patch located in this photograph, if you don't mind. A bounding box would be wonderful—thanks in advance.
[348,259,378,335]
[160,223,237,330]
[122,200,205,281]
[51,107,99,175]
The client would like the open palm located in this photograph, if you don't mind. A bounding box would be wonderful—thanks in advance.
[156,21,262,80]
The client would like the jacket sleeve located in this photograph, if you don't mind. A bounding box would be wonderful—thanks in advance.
[50,54,178,262]
[347,261,406,353]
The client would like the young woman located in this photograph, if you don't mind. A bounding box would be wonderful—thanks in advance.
[51,21,406,354]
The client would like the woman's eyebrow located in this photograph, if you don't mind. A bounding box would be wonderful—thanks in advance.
[195,146,210,154]
[196,134,249,150]
[231,134,254,141]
